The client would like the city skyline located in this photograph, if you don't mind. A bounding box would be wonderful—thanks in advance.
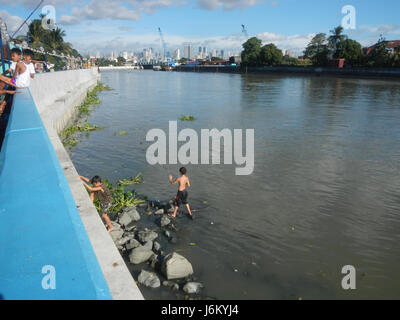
[1,0,400,57]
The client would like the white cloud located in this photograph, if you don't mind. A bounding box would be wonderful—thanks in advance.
[196,0,264,11]
[58,0,186,25]
[0,10,29,36]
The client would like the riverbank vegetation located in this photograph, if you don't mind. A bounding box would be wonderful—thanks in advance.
[61,82,110,147]
[93,180,145,218]
[241,25,400,68]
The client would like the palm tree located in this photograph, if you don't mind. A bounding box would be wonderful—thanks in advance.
[328,26,348,58]
[27,19,45,45]
[48,27,66,51]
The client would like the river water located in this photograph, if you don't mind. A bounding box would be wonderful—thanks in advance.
[70,70,400,300]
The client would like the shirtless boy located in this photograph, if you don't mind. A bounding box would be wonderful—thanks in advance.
[168,167,193,219]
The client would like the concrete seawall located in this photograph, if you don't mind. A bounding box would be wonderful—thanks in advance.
[0,69,143,300]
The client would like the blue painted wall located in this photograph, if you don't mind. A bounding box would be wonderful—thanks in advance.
[0,88,112,300]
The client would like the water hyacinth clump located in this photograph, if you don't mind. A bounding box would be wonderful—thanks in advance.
[179,115,196,121]
[61,121,103,147]
[93,179,145,219]
[61,82,110,147]
[118,173,143,186]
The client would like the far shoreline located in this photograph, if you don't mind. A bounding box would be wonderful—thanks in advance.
[172,65,400,80]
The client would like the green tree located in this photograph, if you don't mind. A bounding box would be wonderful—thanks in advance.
[117,56,126,65]
[365,36,392,67]
[304,33,329,66]
[393,47,400,67]
[27,19,46,45]
[241,37,262,66]
[336,39,364,66]
[328,26,347,58]
[260,43,283,66]
[26,15,80,57]
[47,27,66,51]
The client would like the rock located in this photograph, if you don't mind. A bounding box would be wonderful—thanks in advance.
[172,284,179,291]
[138,230,158,243]
[153,241,161,252]
[167,207,174,213]
[115,236,130,246]
[164,230,171,238]
[138,270,160,288]
[125,222,137,232]
[161,252,194,280]
[183,282,203,294]
[122,206,141,222]
[149,254,158,269]
[111,221,122,230]
[129,246,154,264]
[109,229,124,242]
[119,207,140,227]
[118,212,133,227]
[162,280,175,287]
[144,241,153,249]
[126,239,141,250]
[160,215,171,227]
[169,237,178,244]
[155,208,164,215]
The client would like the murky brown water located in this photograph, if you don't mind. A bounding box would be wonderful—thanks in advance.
[70,70,400,299]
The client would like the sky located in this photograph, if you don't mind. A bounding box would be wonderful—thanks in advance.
[1,0,400,57]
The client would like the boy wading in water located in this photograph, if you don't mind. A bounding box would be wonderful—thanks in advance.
[169,167,193,219]
[80,175,114,232]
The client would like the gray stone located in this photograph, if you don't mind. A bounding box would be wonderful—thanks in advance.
[119,212,133,228]
[183,282,203,294]
[161,252,194,280]
[153,241,161,252]
[164,230,171,238]
[172,284,179,291]
[167,207,174,213]
[125,223,137,232]
[160,215,171,227]
[129,246,154,264]
[144,241,153,249]
[162,280,175,287]
[111,221,122,230]
[169,237,178,244]
[138,270,160,288]
[123,206,141,222]
[154,208,164,215]
[149,254,158,269]
[115,236,130,246]
[126,238,141,250]
[138,230,158,243]
[109,228,124,242]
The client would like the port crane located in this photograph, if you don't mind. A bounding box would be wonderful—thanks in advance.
[158,27,168,62]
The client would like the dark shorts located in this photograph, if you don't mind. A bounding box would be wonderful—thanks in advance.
[100,203,112,216]
[174,190,188,206]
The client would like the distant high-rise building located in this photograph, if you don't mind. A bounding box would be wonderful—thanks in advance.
[172,48,181,60]
[184,45,193,59]
[220,50,225,59]
[285,50,296,58]
[143,48,153,63]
